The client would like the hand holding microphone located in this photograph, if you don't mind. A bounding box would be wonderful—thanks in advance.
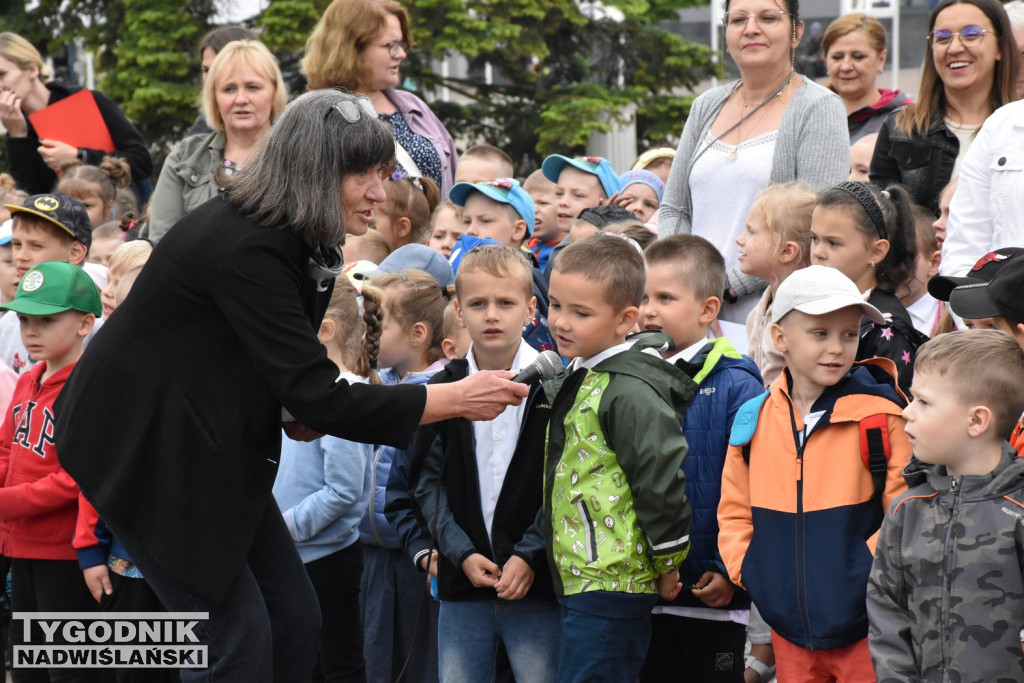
[511,350,563,385]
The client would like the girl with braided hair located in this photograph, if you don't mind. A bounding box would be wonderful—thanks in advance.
[809,181,925,396]
[273,276,383,682]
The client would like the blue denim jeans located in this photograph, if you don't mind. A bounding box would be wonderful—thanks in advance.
[556,601,653,683]
[438,599,560,683]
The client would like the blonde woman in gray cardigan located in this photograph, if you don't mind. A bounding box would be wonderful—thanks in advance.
[658,0,849,323]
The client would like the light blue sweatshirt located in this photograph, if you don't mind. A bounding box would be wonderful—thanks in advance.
[273,372,374,564]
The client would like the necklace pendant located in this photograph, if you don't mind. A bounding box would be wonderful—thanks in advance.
[728,147,738,161]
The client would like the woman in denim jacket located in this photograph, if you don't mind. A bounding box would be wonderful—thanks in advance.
[869,0,1019,214]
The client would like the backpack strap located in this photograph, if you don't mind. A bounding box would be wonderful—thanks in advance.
[860,413,891,529]
[730,391,770,465]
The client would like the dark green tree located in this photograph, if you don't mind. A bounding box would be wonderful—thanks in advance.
[398,0,719,168]
[98,0,203,161]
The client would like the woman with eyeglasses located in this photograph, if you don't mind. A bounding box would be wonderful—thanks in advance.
[659,0,849,325]
[52,89,528,682]
[303,0,458,196]
[869,0,1020,214]
[147,40,286,242]
[823,14,913,143]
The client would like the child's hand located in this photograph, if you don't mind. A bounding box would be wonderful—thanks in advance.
[462,553,500,588]
[691,571,735,608]
[82,565,113,603]
[657,569,683,601]
[495,556,534,601]
[419,551,439,578]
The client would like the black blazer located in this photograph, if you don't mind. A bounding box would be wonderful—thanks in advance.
[55,196,425,601]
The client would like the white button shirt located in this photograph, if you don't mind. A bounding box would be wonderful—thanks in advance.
[468,340,538,541]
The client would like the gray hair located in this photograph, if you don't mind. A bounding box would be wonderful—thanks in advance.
[226,89,395,246]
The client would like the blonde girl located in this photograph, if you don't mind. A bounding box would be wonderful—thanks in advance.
[273,277,382,681]
[58,157,133,228]
[358,268,451,683]
[101,240,153,318]
[810,181,922,396]
[375,172,442,251]
[736,184,817,386]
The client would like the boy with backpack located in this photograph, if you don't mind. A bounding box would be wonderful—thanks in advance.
[718,265,912,680]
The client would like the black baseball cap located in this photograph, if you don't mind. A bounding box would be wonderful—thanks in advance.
[4,193,92,248]
[927,247,1024,302]
[944,256,1024,322]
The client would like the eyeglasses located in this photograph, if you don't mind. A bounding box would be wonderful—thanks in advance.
[381,40,408,58]
[722,9,789,30]
[928,24,994,48]
[327,96,377,122]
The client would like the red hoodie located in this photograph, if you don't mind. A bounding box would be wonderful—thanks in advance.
[0,361,79,560]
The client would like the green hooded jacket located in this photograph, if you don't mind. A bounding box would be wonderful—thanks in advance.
[543,337,696,596]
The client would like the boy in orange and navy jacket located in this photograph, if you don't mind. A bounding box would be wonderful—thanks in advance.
[718,266,912,681]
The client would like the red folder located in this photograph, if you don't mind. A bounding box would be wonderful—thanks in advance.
[27,89,115,153]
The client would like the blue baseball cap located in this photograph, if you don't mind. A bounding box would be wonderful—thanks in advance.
[618,169,665,202]
[541,155,621,198]
[448,234,503,275]
[354,243,455,288]
[448,178,535,236]
[0,219,12,246]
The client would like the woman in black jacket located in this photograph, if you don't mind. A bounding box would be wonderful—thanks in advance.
[0,32,153,199]
[54,89,527,682]
[868,0,1020,213]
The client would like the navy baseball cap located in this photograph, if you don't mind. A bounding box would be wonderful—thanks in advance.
[448,178,535,235]
[541,155,621,198]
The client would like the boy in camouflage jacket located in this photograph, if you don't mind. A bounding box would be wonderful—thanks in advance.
[868,330,1024,681]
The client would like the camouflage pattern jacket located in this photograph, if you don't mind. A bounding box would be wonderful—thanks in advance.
[867,445,1024,682]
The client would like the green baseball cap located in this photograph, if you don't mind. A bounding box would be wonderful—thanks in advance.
[0,261,102,317]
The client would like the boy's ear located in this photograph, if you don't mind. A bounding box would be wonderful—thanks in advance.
[441,338,459,360]
[779,241,801,266]
[770,321,788,354]
[966,404,994,438]
[512,219,528,245]
[699,296,721,326]
[69,240,88,266]
[78,313,96,338]
[453,298,465,325]
[615,305,640,337]
[524,295,537,325]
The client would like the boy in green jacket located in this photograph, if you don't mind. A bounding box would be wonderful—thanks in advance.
[544,233,695,682]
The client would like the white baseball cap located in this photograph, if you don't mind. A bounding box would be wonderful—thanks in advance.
[772,265,885,324]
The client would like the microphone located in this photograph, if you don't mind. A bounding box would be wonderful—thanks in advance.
[511,350,563,385]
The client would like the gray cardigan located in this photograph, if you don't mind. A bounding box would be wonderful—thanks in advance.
[658,78,850,294]
[148,131,226,242]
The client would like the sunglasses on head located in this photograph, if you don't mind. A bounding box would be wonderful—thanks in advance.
[327,97,377,122]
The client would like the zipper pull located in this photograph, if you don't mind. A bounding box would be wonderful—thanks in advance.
[950,476,959,493]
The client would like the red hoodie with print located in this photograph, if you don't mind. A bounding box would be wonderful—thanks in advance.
[0,361,80,560]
